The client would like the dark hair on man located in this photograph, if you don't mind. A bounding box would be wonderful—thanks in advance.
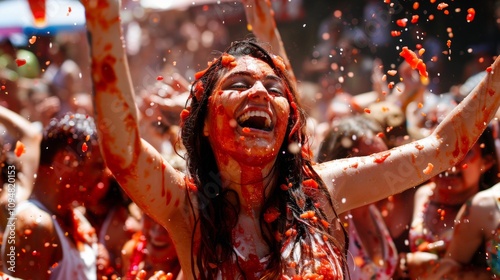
[39,113,98,166]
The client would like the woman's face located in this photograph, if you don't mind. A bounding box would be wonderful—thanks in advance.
[433,143,489,195]
[204,56,291,165]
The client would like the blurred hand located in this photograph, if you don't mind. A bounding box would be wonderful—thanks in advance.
[135,269,174,280]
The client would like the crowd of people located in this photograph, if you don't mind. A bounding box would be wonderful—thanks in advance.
[0,0,499,279]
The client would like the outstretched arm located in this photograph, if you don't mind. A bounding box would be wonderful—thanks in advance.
[81,1,188,228]
[316,56,500,213]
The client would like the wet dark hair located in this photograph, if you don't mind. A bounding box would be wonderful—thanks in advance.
[180,38,346,279]
[476,122,500,191]
[39,113,98,166]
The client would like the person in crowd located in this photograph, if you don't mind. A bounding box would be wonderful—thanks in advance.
[426,182,500,279]
[122,213,182,279]
[81,176,139,279]
[1,113,109,280]
[81,0,500,278]
[316,115,399,279]
[42,40,84,117]
[20,79,60,130]
[136,74,189,169]
[0,106,41,231]
[403,119,499,278]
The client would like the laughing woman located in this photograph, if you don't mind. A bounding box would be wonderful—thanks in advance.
[81,0,500,279]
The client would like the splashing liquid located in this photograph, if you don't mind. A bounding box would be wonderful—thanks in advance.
[28,0,47,27]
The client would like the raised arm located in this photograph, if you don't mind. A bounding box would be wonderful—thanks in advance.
[316,56,500,214]
[81,1,187,226]
[242,0,296,84]
[0,105,40,190]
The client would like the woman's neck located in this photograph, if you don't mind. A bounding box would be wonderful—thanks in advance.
[216,155,276,216]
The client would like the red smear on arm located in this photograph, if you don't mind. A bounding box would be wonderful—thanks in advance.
[373,151,391,163]
[303,179,318,189]
[14,141,25,157]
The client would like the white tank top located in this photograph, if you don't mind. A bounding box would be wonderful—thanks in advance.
[6,200,97,280]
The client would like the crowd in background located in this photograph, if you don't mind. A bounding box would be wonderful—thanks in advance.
[0,0,499,279]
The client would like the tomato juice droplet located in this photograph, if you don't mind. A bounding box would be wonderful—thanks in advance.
[156,75,164,81]
[423,162,434,174]
[396,18,408,28]
[466,8,475,22]
[28,0,46,27]
[373,151,391,163]
[391,30,402,37]
[14,141,25,157]
[29,36,37,44]
[411,15,419,24]
[82,142,88,152]
[16,59,27,67]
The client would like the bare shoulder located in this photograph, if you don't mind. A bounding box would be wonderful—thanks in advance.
[458,184,500,233]
[2,203,59,279]
[15,203,54,231]
[468,184,500,217]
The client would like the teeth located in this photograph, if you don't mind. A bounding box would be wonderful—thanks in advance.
[238,110,272,128]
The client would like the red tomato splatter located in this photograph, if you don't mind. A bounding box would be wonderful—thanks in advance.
[373,151,391,163]
[466,8,475,22]
[156,75,164,81]
[399,46,428,77]
[411,15,419,24]
[299,210,315,219]
[194,68,207,80]
[391,30,402,37]
[303,179,318,189]
[180,109,190,124]
[14,141,25,157]
[437,3,449,10]
[364,108,371,114]
[221,53,236,68]
[15,59,26,67]
[264,207,280,223]
[82,142,88,152]
[272,55,287,72]
[396,18,408,28]
[423,163,434,174]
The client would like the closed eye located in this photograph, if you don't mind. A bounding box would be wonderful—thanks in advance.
[229,82,250,90]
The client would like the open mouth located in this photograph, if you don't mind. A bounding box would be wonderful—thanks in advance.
[237,110,272,131]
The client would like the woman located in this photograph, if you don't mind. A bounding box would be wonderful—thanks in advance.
[122,214,181,279]
[316,115,399,279]
[428,183,500,279]
[403,122,499,278]
[81,0,500,278]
